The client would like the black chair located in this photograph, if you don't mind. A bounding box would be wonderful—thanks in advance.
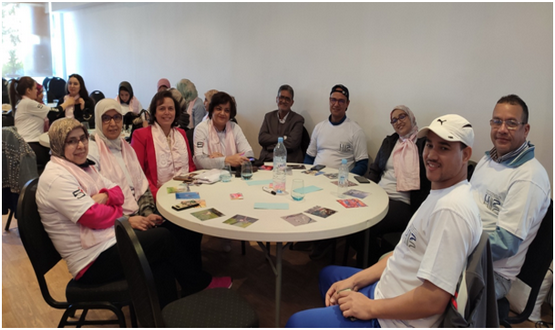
[497,199,553,327]
[46,77,66,103]
[89,90,105,104]
[301,125,311,159]
[17,178,135,327]
[2,112,14,127]
[115,218,259,327]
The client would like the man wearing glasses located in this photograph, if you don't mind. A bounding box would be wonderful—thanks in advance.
[304,84,368,176]
[258,84,306,163]
[470,94,550,299]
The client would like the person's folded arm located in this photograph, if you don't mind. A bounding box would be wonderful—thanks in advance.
[304,154,315,165]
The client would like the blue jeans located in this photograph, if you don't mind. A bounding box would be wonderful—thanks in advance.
[286,265,381,328]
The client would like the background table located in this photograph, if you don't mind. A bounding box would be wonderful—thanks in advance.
[157,166,389,327]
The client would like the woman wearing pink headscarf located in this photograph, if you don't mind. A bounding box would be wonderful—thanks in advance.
[349,105,431,266]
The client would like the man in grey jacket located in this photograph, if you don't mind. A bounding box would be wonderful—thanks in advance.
[258,84,305,163]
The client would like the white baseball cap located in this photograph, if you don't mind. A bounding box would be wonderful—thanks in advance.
[417,114,474,147]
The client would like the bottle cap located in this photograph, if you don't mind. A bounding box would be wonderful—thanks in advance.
[278,137,284,143]
[341,158,347,164]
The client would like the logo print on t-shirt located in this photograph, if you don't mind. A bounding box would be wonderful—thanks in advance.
[72,188,86,199]
[483,190,502,215]
[197,141,204,148]
[339,142,352,152]
[401,224,417,249]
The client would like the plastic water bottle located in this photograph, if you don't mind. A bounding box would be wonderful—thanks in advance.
[337,158,349,198]
[273,137,287,194]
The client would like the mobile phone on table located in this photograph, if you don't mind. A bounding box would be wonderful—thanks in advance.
[310,164,326,171]
[172,201,199,211]
[354,175,370,184]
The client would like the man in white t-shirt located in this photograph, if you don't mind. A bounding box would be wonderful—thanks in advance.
[286,114,482,328]
[304,84,368,176]
[470,94,551,299]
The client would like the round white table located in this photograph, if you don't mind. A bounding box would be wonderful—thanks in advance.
[157,166,389,327]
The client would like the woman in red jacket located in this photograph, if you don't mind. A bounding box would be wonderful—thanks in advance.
[131,90,196,201]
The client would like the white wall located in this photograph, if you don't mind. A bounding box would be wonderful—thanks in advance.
[56,2,553,189]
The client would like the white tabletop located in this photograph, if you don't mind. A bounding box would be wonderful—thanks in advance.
[157,167,389,243]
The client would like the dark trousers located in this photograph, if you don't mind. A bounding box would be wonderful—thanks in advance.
[348,199,413,267]
[78,226,209,307]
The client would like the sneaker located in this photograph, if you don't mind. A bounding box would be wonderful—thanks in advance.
[206,276,232,289]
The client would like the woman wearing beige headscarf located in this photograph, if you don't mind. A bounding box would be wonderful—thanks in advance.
[36,118,210,306]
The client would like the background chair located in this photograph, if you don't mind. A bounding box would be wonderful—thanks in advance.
[442,232,499,327]
[497,199,553,327]
[45,77,66,103]
[17,178,135,327]
[2,127,38,231]
[115,217,259,327]
[89,90,105,104]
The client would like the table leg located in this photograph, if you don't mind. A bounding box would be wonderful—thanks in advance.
[275,242,283,328]
[363,228,370,269]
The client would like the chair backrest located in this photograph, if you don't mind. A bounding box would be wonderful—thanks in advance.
[115,218,164,327]
[301,126,310,159]
[467,160,477,180]
[17,178,68,309]
[47,77,66,103]
[2,77,9,104]
[506,199,553,323]
[89,90,105,104]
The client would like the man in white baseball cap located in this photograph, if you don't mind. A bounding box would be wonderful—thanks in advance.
[286,115,482,328]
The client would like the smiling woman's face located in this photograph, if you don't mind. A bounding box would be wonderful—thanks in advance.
[391,109,412,137]
[64,127,89,164]
[101,109,123,140]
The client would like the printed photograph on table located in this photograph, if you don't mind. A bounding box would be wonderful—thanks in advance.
[166,186,188,193]
[230,193,244,200]
[191,208,224,221]
[305,205,337,218]
[301,170,324,176]
[337,198,367,208]
[176,191,201,199]
[343,189,369,199]
[331,180,358,187]
[281,213,317,226]
[323,173,338,179]
[223,214,258,228]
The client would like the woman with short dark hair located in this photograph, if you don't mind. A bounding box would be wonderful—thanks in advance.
[193,91,253,169]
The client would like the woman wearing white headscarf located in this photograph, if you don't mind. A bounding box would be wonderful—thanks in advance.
[349,106,431,266]
[89,98,231,292]
[36,118,191,307]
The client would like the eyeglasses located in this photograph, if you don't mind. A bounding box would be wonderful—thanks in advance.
[329,97,346,105]
[390,113,408,124]
[489,118,525,130]
[66,135,88,147]
[278,96,292,102]
[101,113,123,123]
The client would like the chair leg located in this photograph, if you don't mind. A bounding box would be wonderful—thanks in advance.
[4,209,13,231]
[129,303,138,328]
[241,241,246,255]
[58,306,77,327]
[76,308,89,328]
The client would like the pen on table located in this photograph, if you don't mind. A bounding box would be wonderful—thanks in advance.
[262,186,276,195]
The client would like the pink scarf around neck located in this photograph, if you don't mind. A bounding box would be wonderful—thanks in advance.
[207,119,237,156]
[392,131,420,192]
[64,94,80,119]
[94,134,149,215]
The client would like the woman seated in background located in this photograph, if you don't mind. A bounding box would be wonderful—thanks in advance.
[89,99,229,292]
[9,76,75,168]
[50,74,95,128]
[348,105,431,267]
[193,91,253,169]
[131,90,196,199]
[116,81,143,115]
[157,78,171,92]
[203,89,219,111]
[36,118,202,307]
[176,79,206,129]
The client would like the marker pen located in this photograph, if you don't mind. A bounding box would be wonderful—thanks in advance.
[262,186,277,195]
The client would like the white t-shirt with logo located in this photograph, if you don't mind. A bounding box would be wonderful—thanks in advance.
[36,161,118,278]
[306,117,368,170]
[470,155,550,280]
[375,181,482,328]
